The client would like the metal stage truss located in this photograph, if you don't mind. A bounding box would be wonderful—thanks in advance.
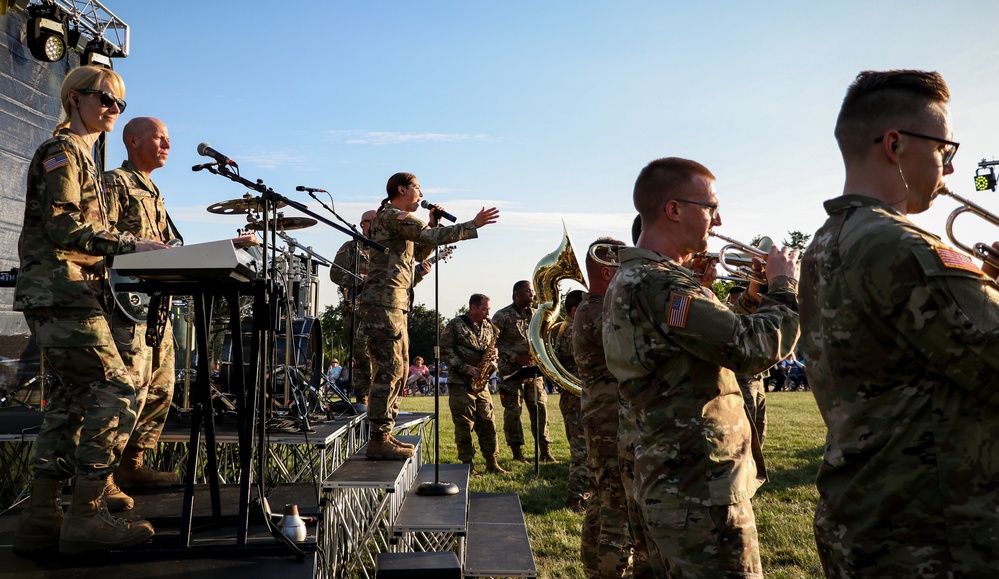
[317,413,434,579]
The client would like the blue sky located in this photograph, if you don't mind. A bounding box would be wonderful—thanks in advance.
[101,1,999,317]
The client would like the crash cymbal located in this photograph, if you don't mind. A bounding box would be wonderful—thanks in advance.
[206,195,287,215]
[245,216,318,231]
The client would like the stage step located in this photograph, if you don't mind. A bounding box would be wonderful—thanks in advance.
[393,463,471,537]
[320,435,423,579]
[464,492,537,578]
[375,551,461,578]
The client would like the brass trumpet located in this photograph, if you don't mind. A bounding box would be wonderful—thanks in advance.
[708,232,773,285]
[940,188,999,269]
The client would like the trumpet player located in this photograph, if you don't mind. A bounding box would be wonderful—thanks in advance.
[440,294,508,475]
[603,157,800,577]
[800,70,999,576]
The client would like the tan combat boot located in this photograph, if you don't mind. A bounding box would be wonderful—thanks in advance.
[13,477,65,554]
[366,432,415,460]
[510,446,531,464]
[388,434,415,450]
[59,477,155,553]
[462,460,481,478]
[102,473,134,512]
[485,455,509,474]
[540,441,559,463]
[114,448,180,488]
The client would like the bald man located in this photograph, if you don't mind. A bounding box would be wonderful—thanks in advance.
[104,117,183,508]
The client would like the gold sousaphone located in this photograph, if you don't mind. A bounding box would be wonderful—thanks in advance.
[528,222,588,397]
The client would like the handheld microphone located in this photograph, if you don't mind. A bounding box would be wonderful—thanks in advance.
[197,142,236,166]
[191,162,214,172]
[296,186,327,193]
[420,200,457,223]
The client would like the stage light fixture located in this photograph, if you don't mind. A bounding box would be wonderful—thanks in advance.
[82,38,114,69]
[25,3,69,63]
[975,166,996,192]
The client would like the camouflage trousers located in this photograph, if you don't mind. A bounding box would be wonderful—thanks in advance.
[619,424,656,579]
[737,376,767,447]
[112,313,175,451]
[343,306,371,400]
[359,305,407,435]
[642,500,762,578]
[559,391,588,500]
[581,407,639,578]
[499,376,550,448]
[25,308,138,482]
[447,382,498,462]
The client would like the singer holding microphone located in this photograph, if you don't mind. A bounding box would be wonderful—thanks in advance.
[359,172,500,460]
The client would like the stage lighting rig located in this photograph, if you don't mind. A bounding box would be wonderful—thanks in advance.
[975,159,999,193]
[25,2,69,62]
[82,36,116,69]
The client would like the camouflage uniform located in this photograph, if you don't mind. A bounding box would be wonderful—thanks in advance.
[441,314,500,462]
[15,130,138,482]
[800,194,999,577]
[574,292,652,578]
[492,302,551,450]
[105,160,178,452]
[728,296,770,447]
[552,318,588,501]
[330,238,371,399]
[603,246,799,577]
[358,205,477,436]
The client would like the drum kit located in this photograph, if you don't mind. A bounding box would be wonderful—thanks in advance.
[170,193,343,429]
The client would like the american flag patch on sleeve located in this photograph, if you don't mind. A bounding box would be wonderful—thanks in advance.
[43,152,69,173]
[666,292,692,328]
[935,247,984,275]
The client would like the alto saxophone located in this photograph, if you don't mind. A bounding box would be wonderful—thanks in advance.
[471,324,499,393]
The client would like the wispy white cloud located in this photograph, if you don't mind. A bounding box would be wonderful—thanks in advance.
[237,149,309,170]
[326,130,493,145]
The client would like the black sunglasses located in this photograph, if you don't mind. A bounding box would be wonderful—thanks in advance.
[76,89,127,113]
[874,130,958,166]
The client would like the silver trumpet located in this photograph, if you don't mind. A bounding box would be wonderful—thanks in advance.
[940,188,999,269]
[707,231,773,285]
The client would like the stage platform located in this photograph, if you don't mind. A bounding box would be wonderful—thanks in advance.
[0,407,435,511]
[0,482,320,579]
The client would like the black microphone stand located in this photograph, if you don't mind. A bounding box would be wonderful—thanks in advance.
[416,243,458,496]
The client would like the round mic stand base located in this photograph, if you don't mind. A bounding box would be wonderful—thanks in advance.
[415,480,459,496]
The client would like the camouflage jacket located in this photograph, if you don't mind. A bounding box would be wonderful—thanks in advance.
[104,160,176,243]
[552,317,578,376]
[15,130,136,311]
[492,302,535,380]
[603,246,799,508]
[800,194,999,569]
[441,314,497,386]
[358,205,476,311]
[329,239,370,300]
[573,293,616,424]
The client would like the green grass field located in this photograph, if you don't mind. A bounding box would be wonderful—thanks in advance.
[399,391,825,578]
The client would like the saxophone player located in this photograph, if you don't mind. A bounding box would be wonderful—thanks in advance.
[440,293,509,475]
